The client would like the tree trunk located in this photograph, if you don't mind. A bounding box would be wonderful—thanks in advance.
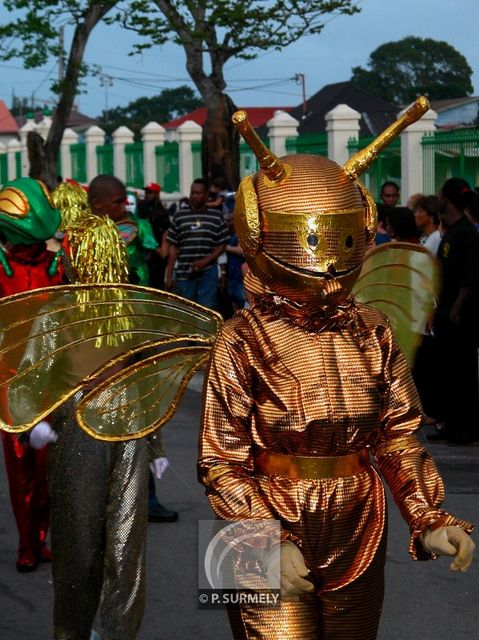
[201,91,240,190]
[27,5,114,190]
[27,131,56,187]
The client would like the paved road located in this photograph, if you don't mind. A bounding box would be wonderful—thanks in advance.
[0,373,478,639]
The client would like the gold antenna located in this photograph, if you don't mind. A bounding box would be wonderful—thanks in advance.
[232,110,287,183]
[342,96,430,180]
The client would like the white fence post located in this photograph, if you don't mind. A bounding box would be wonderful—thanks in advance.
[0,142,6,184]
[267,110,299,157]
[7,138,21,181]
[141,122,166,186]
[60,128,79,181]
[178,120,202,196]
[112,126,134,182]
[85,125,106,183]
[325,104,361,166]
[400,106,437,201]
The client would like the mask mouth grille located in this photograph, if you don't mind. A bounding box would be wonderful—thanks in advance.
[262,248,359,278]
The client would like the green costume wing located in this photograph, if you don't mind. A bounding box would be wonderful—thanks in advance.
[352,242,438,366]
[0,284,221,439]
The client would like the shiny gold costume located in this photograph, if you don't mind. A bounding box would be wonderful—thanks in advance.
[199,296,472,639]
[199,102,473,639]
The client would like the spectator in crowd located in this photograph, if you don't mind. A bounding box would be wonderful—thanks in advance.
[136,183,171,288]
[406,192,424,210]
[385,206,420,243]
[165,178,229,310]
[208,176,229,213]
[428,178,479,445]
[414,195,441,255]
[410,195,442,425]
[116,199,159,287]
[374,203,392,245]
[224,213,246,312]
[379,180,400,207]
[465,191,479,231]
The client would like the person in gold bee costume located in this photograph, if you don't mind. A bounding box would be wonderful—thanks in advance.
[198,98,475,640]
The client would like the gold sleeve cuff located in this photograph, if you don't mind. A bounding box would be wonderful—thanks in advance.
[374,434,421,457]
[201,464,244,488]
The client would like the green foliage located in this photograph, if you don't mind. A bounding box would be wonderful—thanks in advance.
[351,37,473,105]
[0,2,119,187]
[97,85,202,139]
[116,1,360,71]
[0,2,117,70]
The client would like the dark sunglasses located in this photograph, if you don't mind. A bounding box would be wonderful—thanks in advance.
[112,196,127,204]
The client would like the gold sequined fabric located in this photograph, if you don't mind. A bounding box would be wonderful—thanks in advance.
[199,299,472,639]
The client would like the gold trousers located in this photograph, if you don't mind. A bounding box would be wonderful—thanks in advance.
[228,451,386,640]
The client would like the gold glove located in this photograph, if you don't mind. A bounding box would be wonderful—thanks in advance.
[267,541,315,601]
[421,526,475,572]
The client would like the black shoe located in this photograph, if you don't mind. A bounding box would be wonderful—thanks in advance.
[148,503,179,523]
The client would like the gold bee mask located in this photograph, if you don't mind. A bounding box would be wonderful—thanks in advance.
[232,98,429,304]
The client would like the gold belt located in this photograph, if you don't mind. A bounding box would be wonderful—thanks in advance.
[254,448,370,479]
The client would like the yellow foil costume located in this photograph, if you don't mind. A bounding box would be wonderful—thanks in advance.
[198,101,473,639]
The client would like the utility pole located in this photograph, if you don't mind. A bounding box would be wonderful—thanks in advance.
[99,74,114,126]
[58,25,65,84]
[293,73,307,119]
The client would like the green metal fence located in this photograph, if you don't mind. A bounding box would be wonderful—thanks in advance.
[192,141,203,181]
[240,138,270,178]
[286,132,328,157]
[96,144,114,176]
[156,142,179,193]
[422,128,479,194]
[15,151,21,179]
[0,153,7,185]
[70,143,87,183]
[347,136,401,201]
[125,142,144,188]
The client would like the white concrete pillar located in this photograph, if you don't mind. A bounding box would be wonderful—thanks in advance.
[0,142,6,185]
[177,120,202,196]
[19,118,36,176]
[267,110,300,157]
[141,121,166,186]
[85,125,105,182]
[60,128,79,181]
[400,105,437,201]
[325,104,361,166]
[7,139,21,181]
[112,126,134,182]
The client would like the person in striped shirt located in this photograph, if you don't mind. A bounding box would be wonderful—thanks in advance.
[166,178,230,310]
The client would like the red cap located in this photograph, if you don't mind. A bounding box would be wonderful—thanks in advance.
[144,182,161,193]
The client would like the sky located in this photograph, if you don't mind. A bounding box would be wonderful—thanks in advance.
[1,0,479,119]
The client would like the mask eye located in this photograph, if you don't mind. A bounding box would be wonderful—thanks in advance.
[345,235,354,249]
[307,233,319,247]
